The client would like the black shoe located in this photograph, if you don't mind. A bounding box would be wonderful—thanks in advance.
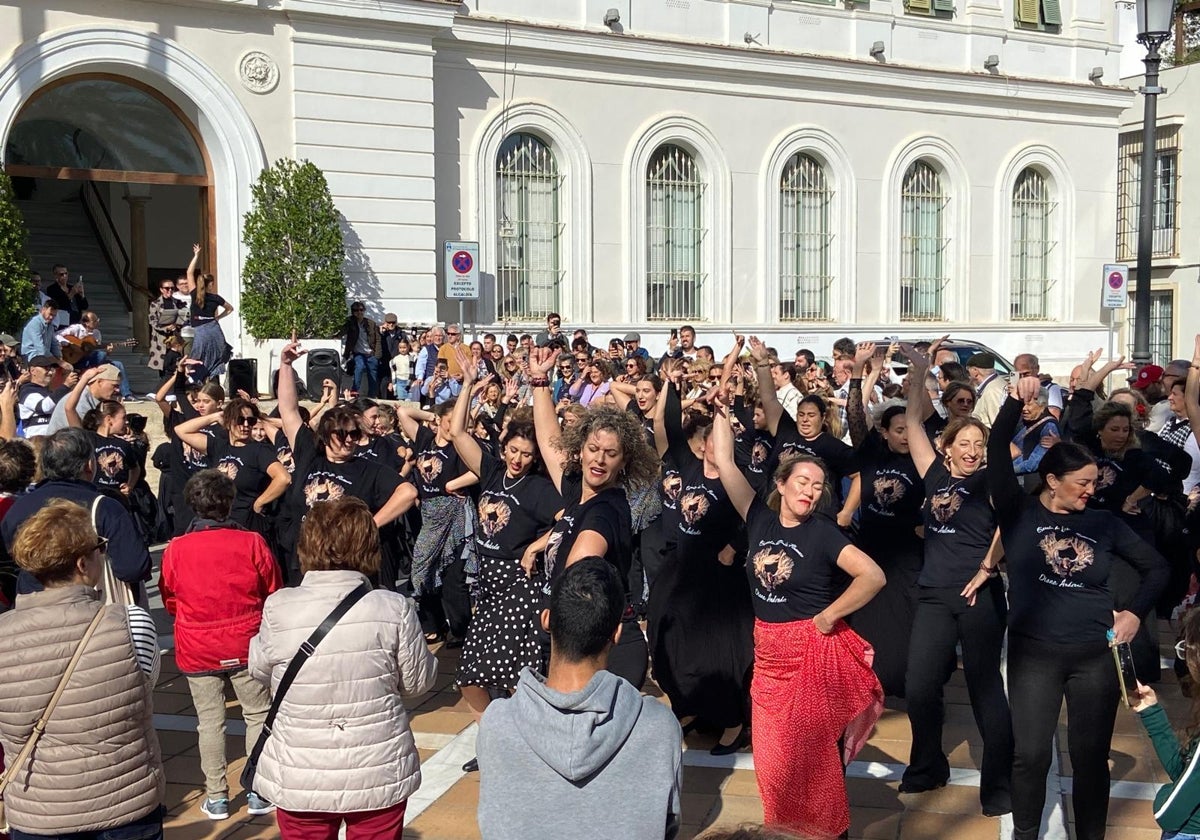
[710,727,751,756]
[462,756,479,772]
[444,635,463,650]
[898,778,948,794]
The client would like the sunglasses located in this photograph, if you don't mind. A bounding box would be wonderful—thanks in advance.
[161,285,176,292]
[575,357,588,363]
[331,428,364,443]
[626,363,638,369]
[234,416,257,427]
[93,536,110,554]
[448,331,460,336]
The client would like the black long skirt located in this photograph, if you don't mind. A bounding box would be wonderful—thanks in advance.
[646,545,754,727]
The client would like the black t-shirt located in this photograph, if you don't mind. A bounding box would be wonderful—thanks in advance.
[769,424,857,506]
[289,425,400,515]
[273,428,296,475]
[412,426,466,499]
[856,431,924,544]
[626,402,655,447]
[659,408,741,557]
[745,497,850,623]
[988,395,1168,644]
[165,405,218,481]
[543,472,632,596]
[475,457,561,559]
[356,434,406,473]
[919,462,996,588]
[207,436,278,522]
[192,293,226,325]
[90,433,134,491]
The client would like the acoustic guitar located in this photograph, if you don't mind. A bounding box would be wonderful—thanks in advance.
[60,335,138,366]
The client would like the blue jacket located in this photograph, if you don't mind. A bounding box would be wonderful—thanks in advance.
[1,479,152,595]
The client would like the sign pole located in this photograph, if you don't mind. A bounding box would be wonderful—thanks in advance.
[1101,263,1129,394]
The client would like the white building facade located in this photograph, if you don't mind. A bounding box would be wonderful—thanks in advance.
[0,0,1135,376]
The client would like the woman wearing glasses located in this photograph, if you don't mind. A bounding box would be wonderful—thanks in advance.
[148,276,189,374]
[274,339,418,586]
[170,398,292,537]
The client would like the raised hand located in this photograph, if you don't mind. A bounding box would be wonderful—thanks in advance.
[281,331,307,366]
[529,346,557,377]
[852,342,876,375]
[453,344,477,385]
[747,335,768,364]
[1015,374,1041,403]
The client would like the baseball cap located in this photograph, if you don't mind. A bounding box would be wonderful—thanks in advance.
[966,352,996,369]
[0,333,16,347]
[27,355,58,368]
[1132,364,1164,390]
[93,364,122,382]
[624,332,641,343]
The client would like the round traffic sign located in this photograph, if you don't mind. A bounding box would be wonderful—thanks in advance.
[452,251,474,275]
[1108,271,1124,290]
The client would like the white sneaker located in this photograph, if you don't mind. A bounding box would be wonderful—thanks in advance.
[200,797,229,820]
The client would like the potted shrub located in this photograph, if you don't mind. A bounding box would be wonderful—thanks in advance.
[240,158,347,393]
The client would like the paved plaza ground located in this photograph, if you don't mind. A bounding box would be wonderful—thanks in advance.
[145,558,1188,840]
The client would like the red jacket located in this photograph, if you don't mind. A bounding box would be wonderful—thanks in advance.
[160,522,282,674]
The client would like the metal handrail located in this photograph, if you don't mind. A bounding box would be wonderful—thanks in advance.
[78,182,140,309]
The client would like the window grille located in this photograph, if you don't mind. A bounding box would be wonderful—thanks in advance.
[496,133,563,321]
[1117,127,1180,261]
[1127,289,1174,365]
[899,160,948,321]
[646,144,706,321]
[779,153,833,321]
[1010,168,1057,320]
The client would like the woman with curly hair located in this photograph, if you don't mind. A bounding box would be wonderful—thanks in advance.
[529,347,660,688]
[990,374,1168,840]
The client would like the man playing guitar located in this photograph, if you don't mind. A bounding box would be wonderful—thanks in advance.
[56,311,138,400]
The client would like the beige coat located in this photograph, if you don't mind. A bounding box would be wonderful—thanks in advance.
[0,586,164,834]
[248,570,437,813]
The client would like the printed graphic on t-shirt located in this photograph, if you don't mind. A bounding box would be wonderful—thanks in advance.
[751,547,795,591]
[183,441,206,470]
[97,449,125,481]
[929,489,964,524]
[477,496,513,538]
[1187,486,1199,515]
[303,472,347,507]
[277,446,295,474]
[679,491,710,527]
[751,441,769,470]
[217,458,240,481]
[1039,531,1096,577]
[662,473,682,504]
[730,415,746,436]
[871,474,907,512]
[1095,463,1118,492]
[416,453,443,484]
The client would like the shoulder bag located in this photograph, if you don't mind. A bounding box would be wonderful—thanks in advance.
[91,496,135,607]
[240,579,372,791]
[0,608,106,832]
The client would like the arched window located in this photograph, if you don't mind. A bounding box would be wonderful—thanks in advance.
[496,133,561,321]
[646,144,706,321]
[1010,168,1056,320]
[899,160,948,321]
[779,153,832,321]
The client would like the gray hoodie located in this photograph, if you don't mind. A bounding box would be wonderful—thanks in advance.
[477,667,683,840]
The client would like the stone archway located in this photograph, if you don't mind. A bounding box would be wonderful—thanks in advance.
[0,25,267,355]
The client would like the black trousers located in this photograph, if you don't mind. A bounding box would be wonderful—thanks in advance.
[630,521,669,607]
[1008,635,1118,840]
[903,580,1012,813]
[416,555,471,640]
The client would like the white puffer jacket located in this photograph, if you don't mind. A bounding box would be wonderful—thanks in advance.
[248,570,437,813]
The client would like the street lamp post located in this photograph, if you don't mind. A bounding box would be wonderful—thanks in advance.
[1132,0,1177,365]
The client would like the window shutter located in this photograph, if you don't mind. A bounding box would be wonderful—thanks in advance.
[1041,0,1062,25]
[907,0,932,13]
[1017,0,1040,24]
[932,0,955,12]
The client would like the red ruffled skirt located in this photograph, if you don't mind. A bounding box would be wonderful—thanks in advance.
[751,617,884,838]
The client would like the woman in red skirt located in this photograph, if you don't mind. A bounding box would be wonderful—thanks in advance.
[712,384,886,840]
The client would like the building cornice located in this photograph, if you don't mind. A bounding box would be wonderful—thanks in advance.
[279,0,457,32]
[438,17,1134,119]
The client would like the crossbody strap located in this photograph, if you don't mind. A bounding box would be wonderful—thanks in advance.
[249,580,372,760]
[0,608,106,796]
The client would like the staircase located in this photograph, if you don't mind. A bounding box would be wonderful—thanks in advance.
[17,193,160,398]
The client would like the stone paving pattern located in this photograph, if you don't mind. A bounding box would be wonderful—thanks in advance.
[154,614,1189,840]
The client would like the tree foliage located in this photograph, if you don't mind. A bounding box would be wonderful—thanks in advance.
[0,173,33,336]
[241,158,346,340]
